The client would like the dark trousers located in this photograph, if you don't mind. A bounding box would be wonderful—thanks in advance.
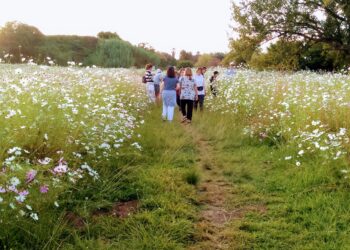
[176,95,181,109]
[181,99,194,121]
[194,95,205,111]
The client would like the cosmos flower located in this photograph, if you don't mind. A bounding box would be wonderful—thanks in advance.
[40,185,49,194]
[26,170,37,183]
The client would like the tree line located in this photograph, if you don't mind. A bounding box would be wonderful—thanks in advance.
[0,22,227,69]
[0,22,178,68]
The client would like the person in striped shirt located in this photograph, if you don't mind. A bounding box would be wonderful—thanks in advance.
[144,63,156,102]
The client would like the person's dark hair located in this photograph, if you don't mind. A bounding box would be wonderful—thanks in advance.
[214,71,219,75]
[167,66,176,78]
[145,63,153,70]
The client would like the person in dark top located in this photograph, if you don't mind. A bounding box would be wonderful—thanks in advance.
[153,68,163,103]
[202,66,207,76]
[176,68,185,111]
[209,71,219,97]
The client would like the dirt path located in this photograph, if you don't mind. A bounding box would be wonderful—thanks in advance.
[185,124,237,250]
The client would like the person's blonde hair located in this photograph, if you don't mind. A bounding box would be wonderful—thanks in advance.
[185,67,193,80]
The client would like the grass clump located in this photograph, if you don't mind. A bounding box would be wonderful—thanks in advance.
[184,170,200,186]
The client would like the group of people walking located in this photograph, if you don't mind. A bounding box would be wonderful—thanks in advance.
[143,64,220,123]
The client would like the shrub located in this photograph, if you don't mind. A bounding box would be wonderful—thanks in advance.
[177,60,194,68]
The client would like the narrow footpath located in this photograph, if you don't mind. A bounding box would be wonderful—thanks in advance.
[185,124,236,250]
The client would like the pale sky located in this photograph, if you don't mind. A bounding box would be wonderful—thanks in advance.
[0,0,233,55]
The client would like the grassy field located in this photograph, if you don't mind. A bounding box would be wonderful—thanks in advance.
[1,64,350,249]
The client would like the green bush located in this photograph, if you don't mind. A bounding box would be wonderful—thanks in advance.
[177,60,194,68]
[87,39,134,68]
[39,35,98,65]
[132,46,161,68]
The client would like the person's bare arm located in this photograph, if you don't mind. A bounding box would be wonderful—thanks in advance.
[160,79,164,93]
[203,77,206,95]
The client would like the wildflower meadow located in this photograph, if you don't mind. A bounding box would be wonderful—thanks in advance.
[1,63,350,249]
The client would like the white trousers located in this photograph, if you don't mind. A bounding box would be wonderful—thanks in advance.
[162,105,175,121]
[146,83,156,103]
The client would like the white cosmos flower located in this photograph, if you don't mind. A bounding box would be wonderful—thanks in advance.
[30,213,39,221]
[38,157,52,165]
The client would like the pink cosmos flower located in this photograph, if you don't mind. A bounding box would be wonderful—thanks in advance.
[26,170,37,183]
[18,190,29,196]
[8,185,18,193]
[259,132,268,139]
[53,158,68,174]
[40,185,49,193]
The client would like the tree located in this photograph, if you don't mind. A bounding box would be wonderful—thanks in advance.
[232,0,350,58]
[179,50,197,63]
[0,21,44,62]
[97,31,121,40]
[196,53,223,67]
[138,42,155,52]
[244,39,342,71]
[249,40,302,70]
[157,52,177,67]
[177,60,194,68]
[223,35,262,66]
[89,39,134,68]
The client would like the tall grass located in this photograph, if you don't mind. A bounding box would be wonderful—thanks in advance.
[0,64,198,249]
[198,69,350,249]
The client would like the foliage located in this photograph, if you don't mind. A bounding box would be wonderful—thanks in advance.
[247,40,349,71]
[233,0,350,52]
[223,35,262,66]
[0,21,44,63]
[195,53,225,67]
[179,50,199,64]
[39,35,98,65]
[249,40,302,71]
[87,39,135,68]
[0,22,176,68]
[132,46,161,68]
[229,0,350,70]
[177,60,194,68]
[97,31,121,40]
[157,52,177,68]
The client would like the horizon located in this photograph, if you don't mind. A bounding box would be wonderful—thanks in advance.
[0,0,233,56]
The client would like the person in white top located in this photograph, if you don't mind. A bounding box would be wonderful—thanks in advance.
[226,62,236,77]
[193,67,205,111]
